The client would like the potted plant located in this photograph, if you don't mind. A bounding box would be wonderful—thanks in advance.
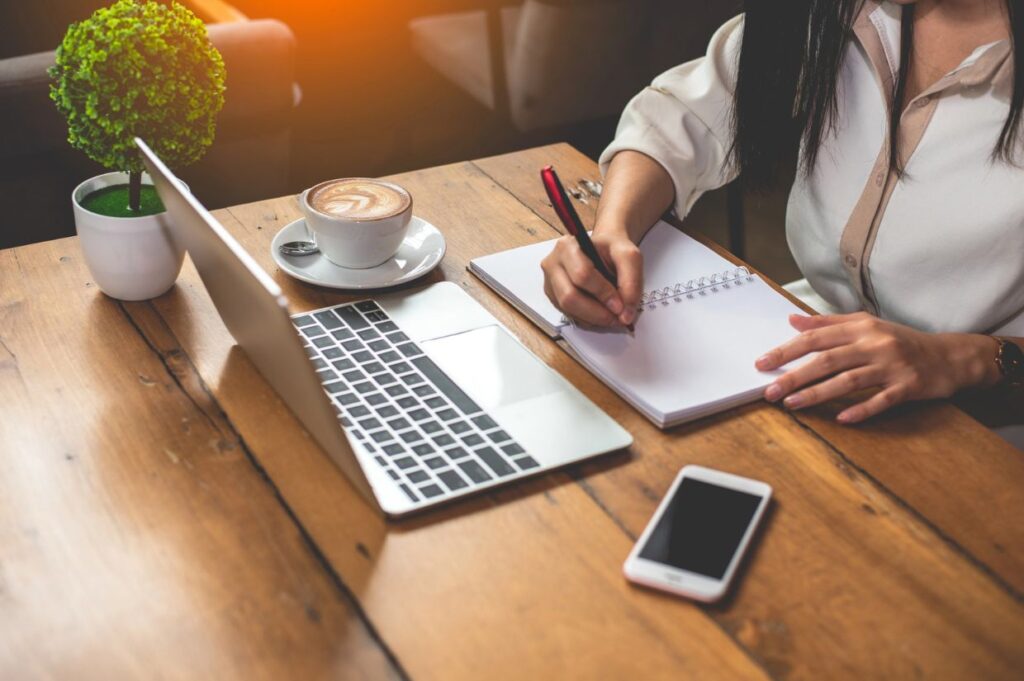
[50,0,226,301]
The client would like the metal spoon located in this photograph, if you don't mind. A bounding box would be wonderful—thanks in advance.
[279,221,319,256]
[279,240,319,256]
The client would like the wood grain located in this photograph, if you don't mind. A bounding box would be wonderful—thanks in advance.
[475,142,1024,596]
[3,143,1022,680]
[0,242,396,679]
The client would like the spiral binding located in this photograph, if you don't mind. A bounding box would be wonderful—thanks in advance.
[638,266,753,312]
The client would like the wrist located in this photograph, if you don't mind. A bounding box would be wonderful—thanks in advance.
[941,333,1002,390]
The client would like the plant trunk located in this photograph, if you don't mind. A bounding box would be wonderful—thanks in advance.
[128,170,142,213]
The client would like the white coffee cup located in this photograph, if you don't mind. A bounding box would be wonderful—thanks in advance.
[299,178,413,269]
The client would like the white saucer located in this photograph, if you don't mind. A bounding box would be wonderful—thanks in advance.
[270,216,446,290]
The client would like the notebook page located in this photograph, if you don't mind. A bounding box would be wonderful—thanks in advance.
[560,276,806,422]
[469,221,734,336]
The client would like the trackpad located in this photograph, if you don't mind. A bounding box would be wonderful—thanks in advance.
[421,325,563,409]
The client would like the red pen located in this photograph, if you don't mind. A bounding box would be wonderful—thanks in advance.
[541,165,635,333]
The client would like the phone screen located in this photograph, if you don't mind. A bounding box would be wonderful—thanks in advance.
[638,478,764,579]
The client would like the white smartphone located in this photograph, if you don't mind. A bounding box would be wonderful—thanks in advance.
[623,465,772,602]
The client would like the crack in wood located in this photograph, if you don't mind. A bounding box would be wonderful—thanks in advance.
[115,298,411,681]
[786,411,1023,604]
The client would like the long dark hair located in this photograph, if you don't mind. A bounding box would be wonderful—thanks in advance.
[732,0,1024,191]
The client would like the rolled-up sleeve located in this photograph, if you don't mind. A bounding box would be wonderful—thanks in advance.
[599,14,743,218]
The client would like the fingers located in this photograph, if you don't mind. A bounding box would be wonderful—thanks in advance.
[788,312,868,332]
[837,384,909,424]
[756,323,857,371]
[544,265,617,327]
[777,366,881,410]
[563,245,623,314]
[763,346,867,402]
[607,242,643,325]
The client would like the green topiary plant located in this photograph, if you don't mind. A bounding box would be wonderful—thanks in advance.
[50,0,226,215]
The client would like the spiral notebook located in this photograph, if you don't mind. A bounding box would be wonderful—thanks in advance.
[469,221,807,427]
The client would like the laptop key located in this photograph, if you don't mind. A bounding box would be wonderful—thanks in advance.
[487,430,512,444]
[396,342,421,357]
[399,430,423,443]
[412,385,436,397]
[445,446,470,460]
[324,381,347,394]
[366,393,387,405]
[374,456,387,467]
[341,339,363,352]
[358,329,381,341]
[313,336,334,348]
[336,393,359,405]
[342,370,366,383]
[316,369,337,382]
[355,301,380,313]
[449,421,471,434]
[353,382,374,394]
[303,345,317,358]
[370,431,394,443]
[412,443,435,457]
[377,321,398,332]
[314,310,344,329]
[436,408,458,421]
[513,455,540,470]
[331,358,354,371]
[387,417,411,431]
[335,305,370,330]
[365,311,389,323]
[322,347,344,359]
[373,374,398,386]
[312,358,328,370]
[292,314,315,327]
[410,356,482,415]
[401,373,425,386]
[379,350,401,363]
[472,415,498,430]
[353,350,373,363]
[421,421,442,434]
[387,469,400,481]
[301,325,325,338]
[423,456,445,470]
[419,483,443,499]
[363,361,385,374]
[394,456,416,470]
[476,447,515,477]
[348,404,370,417]
[385,384,408,396]
[437,469,468,491]
[396,396,418,409]
[432,434,455,447]
[406,469,429,484]
[383,443,404,456]
[398,483,418,502]
[386,331,409,344]
[424,396,446,409]
[340,417,352,427]
[390,362,412,374]
[458,460,492,484]
[462,433,484,447]
[368,340,389,353]
[377,405,399,418]
[501,443,526,456]
[408,408,430,421]
[332,328,355,341]
[357,418,381,430]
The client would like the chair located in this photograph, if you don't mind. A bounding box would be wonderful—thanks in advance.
[409,0,748,256]
[0,16,300,249]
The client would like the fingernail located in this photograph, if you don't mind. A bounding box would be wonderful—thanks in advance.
[621,307,635,324]
[784,393,803,409]
[606,296,623,315]
[756,354,772,369]
[764,383,782,401]
[836,410,852,424]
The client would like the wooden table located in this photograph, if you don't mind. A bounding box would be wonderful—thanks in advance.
[2,144,1022,680]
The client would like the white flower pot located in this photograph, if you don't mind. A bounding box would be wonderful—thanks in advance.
[72,171,187,301]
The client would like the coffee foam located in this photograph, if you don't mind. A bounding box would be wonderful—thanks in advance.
[308,179,410,220]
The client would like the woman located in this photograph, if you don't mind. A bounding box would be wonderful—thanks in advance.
[541,0,1023,435]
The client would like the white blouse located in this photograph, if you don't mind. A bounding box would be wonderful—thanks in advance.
[600,0,1024,337]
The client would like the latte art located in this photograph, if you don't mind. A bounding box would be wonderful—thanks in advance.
[308,179,411,220]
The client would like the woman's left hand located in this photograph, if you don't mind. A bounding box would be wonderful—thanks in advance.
[756,312,1001,424]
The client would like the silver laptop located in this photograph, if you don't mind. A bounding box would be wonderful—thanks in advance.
[138,139,632,517]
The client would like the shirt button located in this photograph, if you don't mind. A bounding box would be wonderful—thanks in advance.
[844,254,857,268]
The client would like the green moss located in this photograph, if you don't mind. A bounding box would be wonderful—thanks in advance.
[81,184,165,218]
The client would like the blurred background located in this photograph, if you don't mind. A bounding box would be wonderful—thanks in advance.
[0,0,797,280]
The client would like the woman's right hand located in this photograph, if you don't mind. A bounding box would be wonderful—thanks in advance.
[540,230,643,328]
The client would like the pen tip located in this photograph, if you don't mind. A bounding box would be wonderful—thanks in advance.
[626,323,636,335]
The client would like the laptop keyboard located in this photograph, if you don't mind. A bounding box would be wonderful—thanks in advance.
[292,300,540,503]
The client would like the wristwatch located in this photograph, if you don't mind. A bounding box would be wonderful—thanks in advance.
[994,337,1024,389]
